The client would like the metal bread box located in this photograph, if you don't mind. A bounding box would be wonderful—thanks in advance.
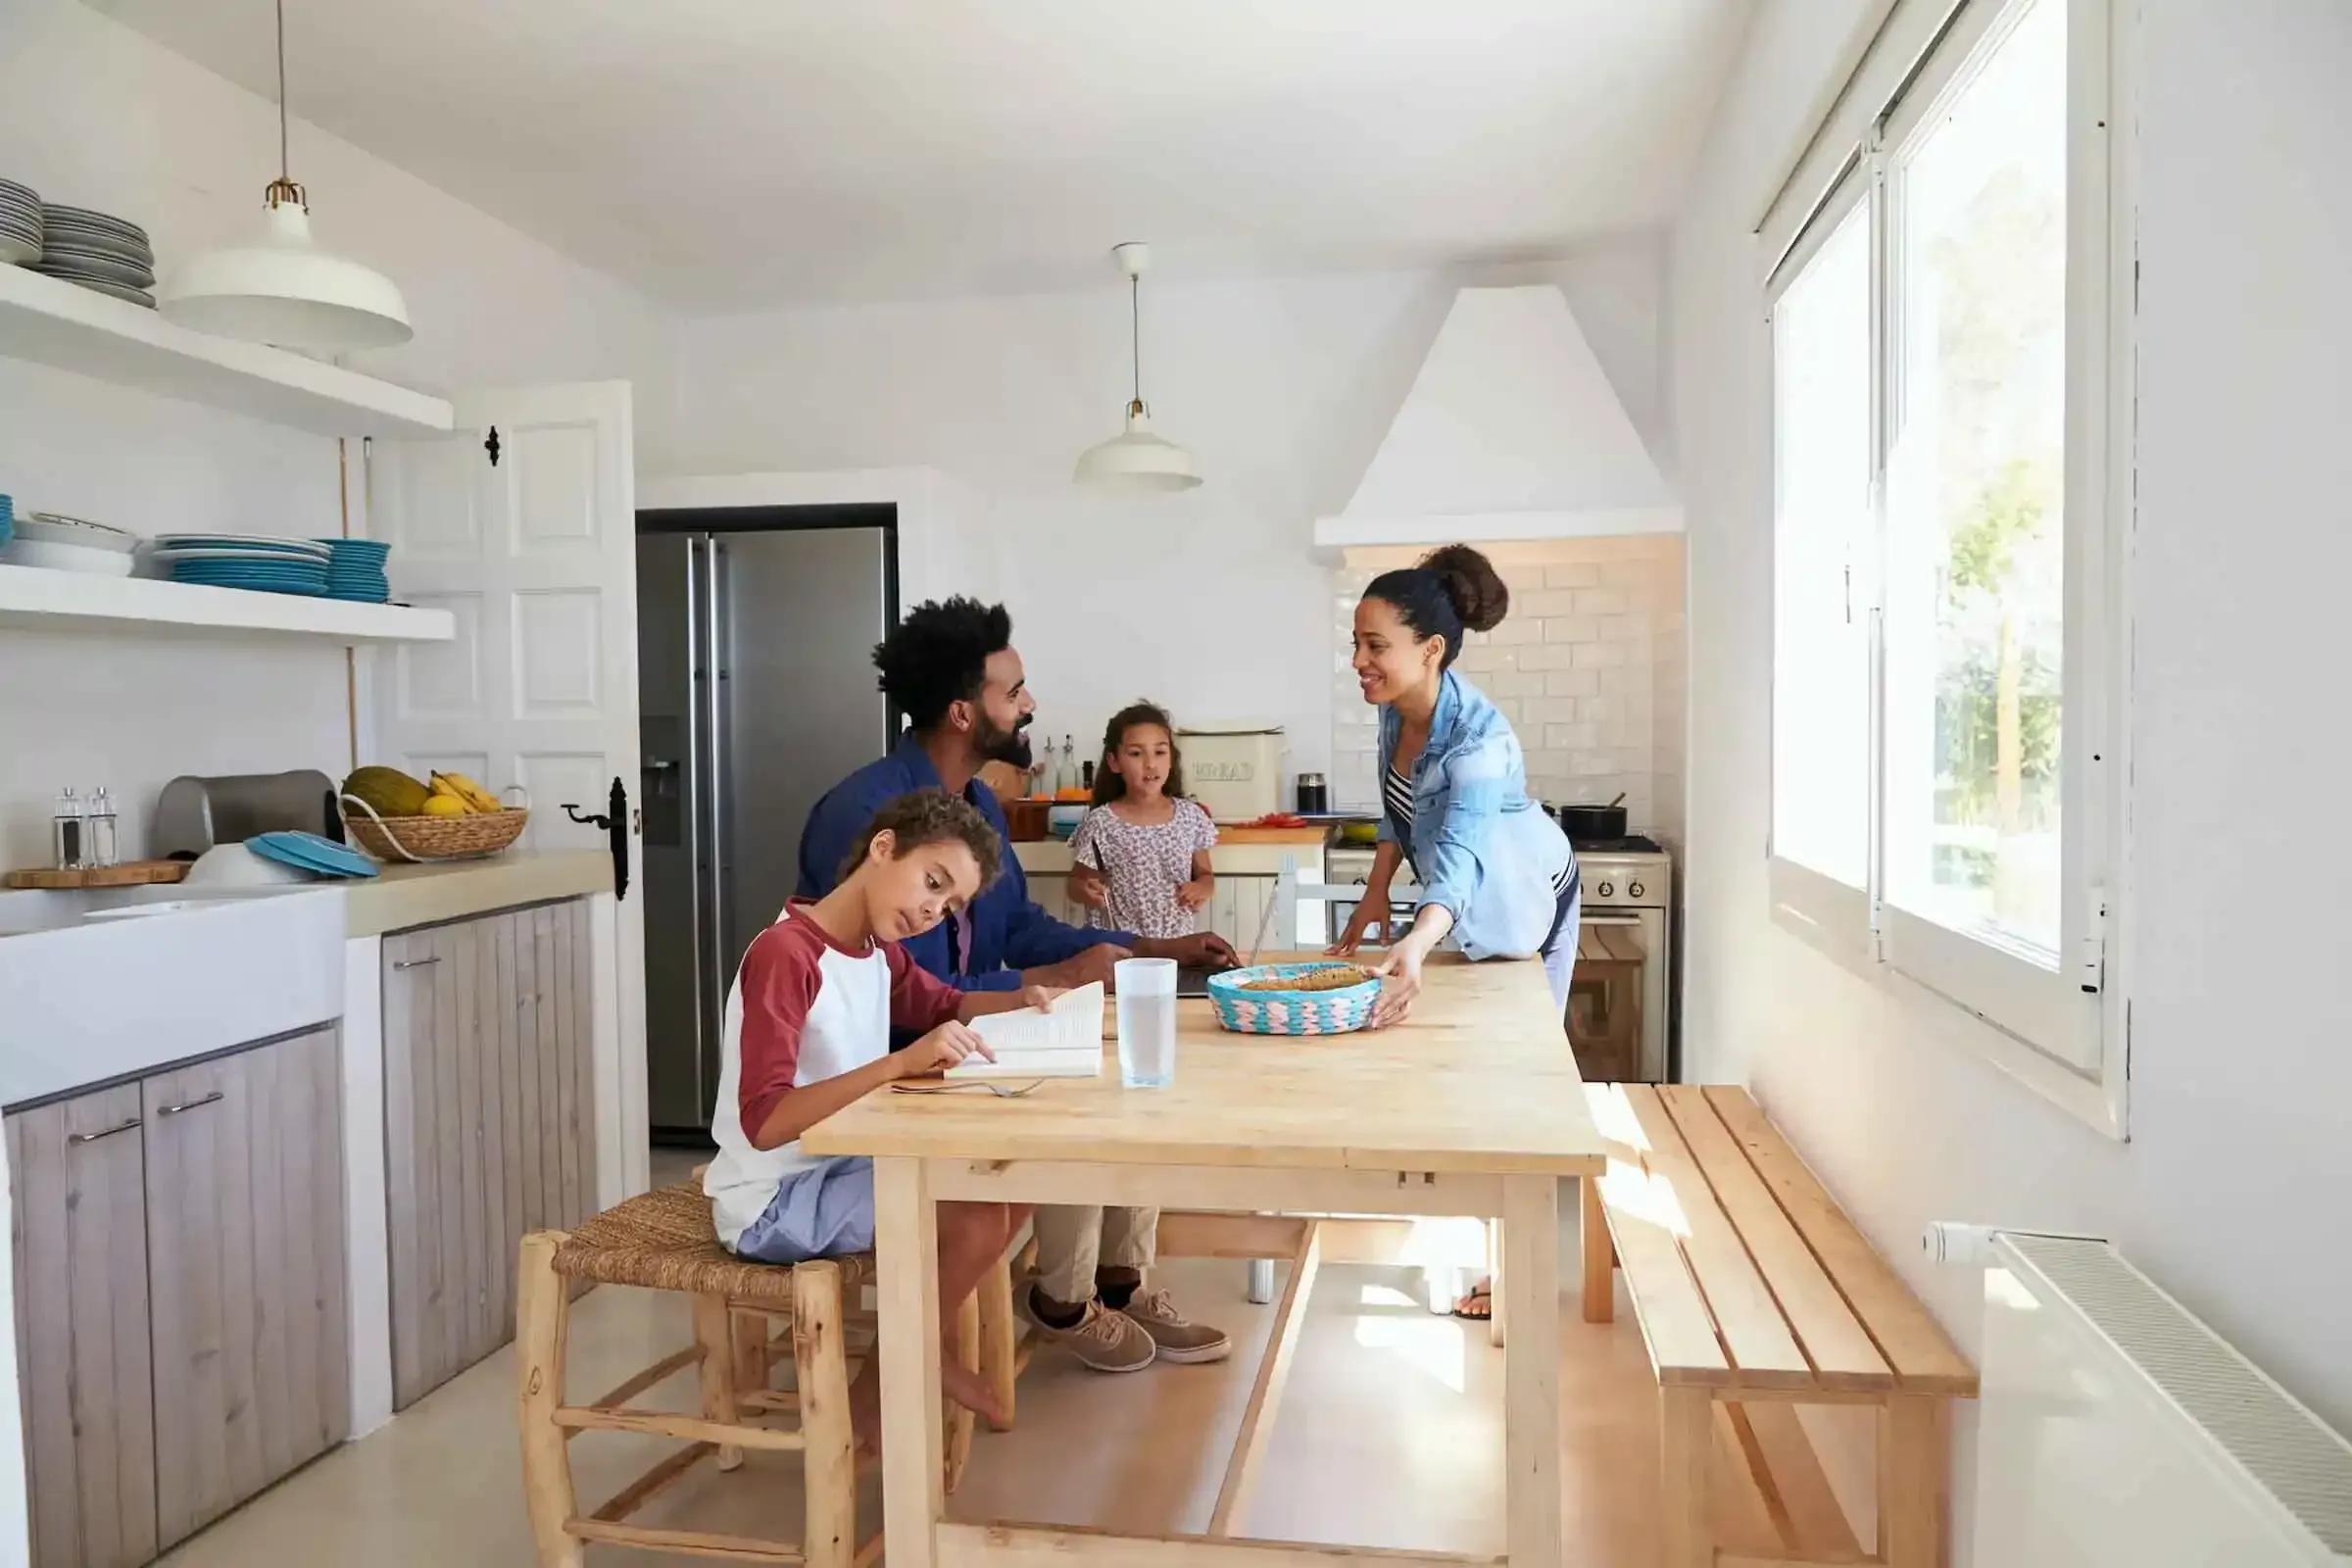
[153,769,342,858]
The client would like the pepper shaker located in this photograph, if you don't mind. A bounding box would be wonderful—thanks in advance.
[52,788,84,870]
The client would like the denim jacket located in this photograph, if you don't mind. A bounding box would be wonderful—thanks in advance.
[1378,669,1574,960]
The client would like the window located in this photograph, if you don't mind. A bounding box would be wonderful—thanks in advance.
[1765,0,2126,1126]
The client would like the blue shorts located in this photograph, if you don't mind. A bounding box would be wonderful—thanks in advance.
[732,1156,876,1264]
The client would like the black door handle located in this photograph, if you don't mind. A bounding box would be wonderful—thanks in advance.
[561,776,632,901]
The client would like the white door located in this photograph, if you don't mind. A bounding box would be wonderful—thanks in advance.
[364,381,647,1206]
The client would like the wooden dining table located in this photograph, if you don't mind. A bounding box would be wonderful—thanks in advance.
[802,953,1606,1568]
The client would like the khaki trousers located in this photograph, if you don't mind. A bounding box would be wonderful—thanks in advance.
[1029,1204,1158,1306]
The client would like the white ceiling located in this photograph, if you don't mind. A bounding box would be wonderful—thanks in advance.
[92,0,1750,312]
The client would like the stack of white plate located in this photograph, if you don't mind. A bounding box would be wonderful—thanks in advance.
[0,180,39,268]
[35,204,155,309]
[148,533,332,596]
[1,513,139,577]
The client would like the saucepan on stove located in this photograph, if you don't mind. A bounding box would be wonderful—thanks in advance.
[1550,793,1627,841]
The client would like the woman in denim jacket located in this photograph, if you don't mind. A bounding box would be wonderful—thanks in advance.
[1330,546,1580,1322]
[1330,545,1581,1027]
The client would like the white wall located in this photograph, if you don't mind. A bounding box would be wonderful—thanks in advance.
[663,243,1670,795]
[0,0,675,868]
[1672,0,2352,1550]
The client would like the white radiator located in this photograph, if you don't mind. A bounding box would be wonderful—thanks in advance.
[1974,1233,2352,1566]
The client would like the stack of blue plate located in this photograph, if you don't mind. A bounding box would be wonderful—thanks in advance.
[248,831,379,880]
[150,533,331,596]
[0,493,14,552]
[316,537,392,603]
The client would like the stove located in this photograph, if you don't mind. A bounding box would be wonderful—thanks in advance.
[1569,833,1665,857]
[1570,837,1672,1083]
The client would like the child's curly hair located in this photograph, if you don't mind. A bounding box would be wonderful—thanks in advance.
[841,790,1004,889]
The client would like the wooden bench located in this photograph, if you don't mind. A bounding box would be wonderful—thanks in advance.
[1581,1084,1979,1568]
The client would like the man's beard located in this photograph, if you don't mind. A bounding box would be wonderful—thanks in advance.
[976,710,1032,769]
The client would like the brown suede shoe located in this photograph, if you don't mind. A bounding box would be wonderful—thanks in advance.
[1118,1289,1233,1364]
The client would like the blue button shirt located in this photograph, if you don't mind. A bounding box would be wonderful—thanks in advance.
[796,733,1130,991]
[1378,669,1574,961]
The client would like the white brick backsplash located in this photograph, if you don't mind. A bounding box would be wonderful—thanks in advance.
[1518,589,1582,618]
[1328,536,1685,836]
[1544,667,1600,697]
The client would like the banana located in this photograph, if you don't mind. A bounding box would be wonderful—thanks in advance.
[428,770,501,813]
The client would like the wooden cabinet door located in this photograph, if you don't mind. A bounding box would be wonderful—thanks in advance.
[142,1027,348,1547]
[6,1085,158,1568]
[384,901,598,1410]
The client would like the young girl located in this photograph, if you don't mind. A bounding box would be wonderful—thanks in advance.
[1067,702,1219,939]
[703,790,1056,1446]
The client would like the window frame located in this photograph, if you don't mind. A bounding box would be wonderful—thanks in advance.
[1759,0,2133,1139]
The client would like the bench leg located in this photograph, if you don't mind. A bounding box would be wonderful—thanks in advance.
[515,1232,585,1568]
[1880,1394,1951,1568]
[692,1294,746,1472]
[975,1252,1017,1433]
[795,1261,858,1568]
[1581,1175,1614,1324]
[1658,1385,1711,1568]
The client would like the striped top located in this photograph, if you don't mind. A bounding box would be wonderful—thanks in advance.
[1383,766,1416,838]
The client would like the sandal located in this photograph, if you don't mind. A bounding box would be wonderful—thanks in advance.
[1450,1284,1494,1321]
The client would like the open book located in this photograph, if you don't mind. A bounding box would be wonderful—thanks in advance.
[947,982,1105,1080]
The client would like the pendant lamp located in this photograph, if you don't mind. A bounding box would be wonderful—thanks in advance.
[1074,243,1200,493]
[161,0,413,350]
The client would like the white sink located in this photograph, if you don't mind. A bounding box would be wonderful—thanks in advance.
[0,884,346,1107]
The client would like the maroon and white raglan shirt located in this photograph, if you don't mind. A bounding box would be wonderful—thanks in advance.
[702,903,963,1248]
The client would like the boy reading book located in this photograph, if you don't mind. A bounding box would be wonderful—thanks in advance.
[703,790,1055,1445]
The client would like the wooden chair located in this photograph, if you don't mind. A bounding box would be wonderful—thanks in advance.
[1581,1084,1978,1568]
[514,1183,1011,1568]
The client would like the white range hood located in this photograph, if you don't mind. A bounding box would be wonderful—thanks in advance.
[1315,284,1679,551]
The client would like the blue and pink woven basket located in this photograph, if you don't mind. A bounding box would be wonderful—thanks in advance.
[1205,962,1381,1036]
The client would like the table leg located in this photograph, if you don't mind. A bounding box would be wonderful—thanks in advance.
[1246,1257,1277,1303]
[875,1155,943,1568]
[1500,1176,1561,1567]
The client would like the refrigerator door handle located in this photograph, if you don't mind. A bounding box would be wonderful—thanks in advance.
[701,534,732,1050]
[683,533,711,1102]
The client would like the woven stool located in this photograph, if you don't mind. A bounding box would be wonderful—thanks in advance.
[515,1183,1004,1568]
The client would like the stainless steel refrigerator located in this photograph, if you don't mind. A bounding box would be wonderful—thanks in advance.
[637,518,896,1137]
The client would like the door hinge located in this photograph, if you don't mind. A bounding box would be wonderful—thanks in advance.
[2078,884,2109,995]
[483,425,501,466]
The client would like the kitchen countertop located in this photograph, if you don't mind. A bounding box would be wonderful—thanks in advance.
[343,849,612,938]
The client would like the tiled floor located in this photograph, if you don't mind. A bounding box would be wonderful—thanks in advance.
[160,1183,1669,1565]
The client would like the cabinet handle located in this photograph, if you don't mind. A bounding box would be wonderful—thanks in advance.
[392,956,442,971]
[68,1117,142,1145]
[156,1091,224,1117]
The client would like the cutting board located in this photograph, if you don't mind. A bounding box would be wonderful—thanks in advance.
[5,859,190,889]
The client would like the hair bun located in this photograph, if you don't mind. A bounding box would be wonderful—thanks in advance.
[1419,544,1508,633]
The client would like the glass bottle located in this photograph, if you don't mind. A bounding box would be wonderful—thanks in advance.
[86,787,120,868]
[52,788,84,870]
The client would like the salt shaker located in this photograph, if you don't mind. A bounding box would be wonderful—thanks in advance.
[52,788,84,870]
[86,787,120,868]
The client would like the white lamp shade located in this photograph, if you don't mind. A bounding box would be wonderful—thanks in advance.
[1073,407,1202,493]
[162,199,412,351]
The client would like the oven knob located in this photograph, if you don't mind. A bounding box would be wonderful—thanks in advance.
[1596,881,1614,900]
[1628,880,1644,900]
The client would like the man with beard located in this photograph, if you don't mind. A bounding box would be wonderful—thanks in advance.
[796,597,1238,1373]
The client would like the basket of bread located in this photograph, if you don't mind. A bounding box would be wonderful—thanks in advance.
[340,766,529,862]
[1204,962,1381,1036]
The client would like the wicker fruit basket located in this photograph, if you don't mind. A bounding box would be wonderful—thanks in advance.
[341,788,530,862]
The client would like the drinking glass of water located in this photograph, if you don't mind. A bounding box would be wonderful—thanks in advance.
[1114,957,1178,1088]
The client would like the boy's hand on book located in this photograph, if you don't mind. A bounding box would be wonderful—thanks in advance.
[1017,985,1065,1012]
[900,1020,995,1078]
